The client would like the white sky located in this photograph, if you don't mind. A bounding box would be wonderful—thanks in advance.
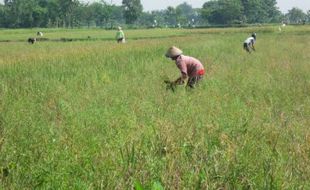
[0,0,309,13]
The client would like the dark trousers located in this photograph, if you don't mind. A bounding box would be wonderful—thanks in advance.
[243,42,250,52]
[117,38,123,43]
[187,75,203,88]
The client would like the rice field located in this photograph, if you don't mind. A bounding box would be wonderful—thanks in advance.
[0,26,310,189]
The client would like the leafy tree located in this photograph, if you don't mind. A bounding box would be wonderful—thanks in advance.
[0,4,4,27]
[71,2,89,27]
[152,10,165,27]
[261,0,281,22]
[138,11,153,26]
[58,0,79,28]
[286,7,306,23]
[101,2,117,29]
[0,0,291,28]
[19,0,37,27]
[109,5,124,28]
[175,2,195,25]
[32,3,48,27]
[138,10,165,27]
[2,0,20,27]
[241,0,266,23]
[16,0,48,27]
[90,2,106,27]
[46,0,61,27]
[202,0,243,24]
[122,0,143,24]
[201,0,218,22]
[202,0,280,24]
[164,6,177,26]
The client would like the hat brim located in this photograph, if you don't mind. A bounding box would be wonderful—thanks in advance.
[165,46,183,58]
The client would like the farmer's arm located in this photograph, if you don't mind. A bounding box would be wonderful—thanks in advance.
[174,73,187,85]
[174,61,187,85]
[251,40,255,51]
[252,44,255,51]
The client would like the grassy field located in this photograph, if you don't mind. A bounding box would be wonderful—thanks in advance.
[0,26,309,189]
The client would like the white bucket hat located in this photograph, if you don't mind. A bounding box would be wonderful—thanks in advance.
[118,26,122,30]
[165,46,183,58]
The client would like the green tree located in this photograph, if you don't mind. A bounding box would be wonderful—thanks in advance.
[46,0,61,27]
[71,2,89,27]
[122,0,143,24]
[286,7,306,23]
[201,0,218,23]
[164,6,177,26]
[138,11,153,26]
[201,0,280,24]
[92,1,112,28]
[175,2,195,25]
[0,4,4,27]
[19,0,37,27]
[18,0,48,27]
[2,0,20,27]
[109,5,124,28]
[241,0,265,23]
[202,0,243,24]
[32,4,48,27]
[58,0,79,27]
[261,0,281,22]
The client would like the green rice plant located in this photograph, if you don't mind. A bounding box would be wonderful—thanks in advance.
[0,26,309,189]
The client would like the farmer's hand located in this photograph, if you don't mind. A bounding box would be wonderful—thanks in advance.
[164,80,176,92]
[174,77,185,85]
[164,80,172,84]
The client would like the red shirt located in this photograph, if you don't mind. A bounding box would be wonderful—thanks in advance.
[175,55,204,77]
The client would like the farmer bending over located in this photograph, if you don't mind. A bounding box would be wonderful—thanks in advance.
[165,46,205,88]
[116,26,125,43]
[28,37,36,44]
[243,33,256,53]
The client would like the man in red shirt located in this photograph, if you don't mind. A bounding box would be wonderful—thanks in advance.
[165,46,205,88]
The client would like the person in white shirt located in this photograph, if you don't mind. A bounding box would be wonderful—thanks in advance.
[37,31,43,36]
[243,33,256,53]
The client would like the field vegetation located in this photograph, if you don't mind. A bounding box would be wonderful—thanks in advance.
[0,26,310,189]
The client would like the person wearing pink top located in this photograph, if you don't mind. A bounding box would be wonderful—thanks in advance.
[165,46,205,88]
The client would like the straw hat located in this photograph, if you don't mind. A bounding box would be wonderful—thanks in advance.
[165,46,183,58]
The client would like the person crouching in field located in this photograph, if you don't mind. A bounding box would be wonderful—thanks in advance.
[243,33,256,53]
[28,37,36,44]
[116,26,125,43]
[165,46,205,88]
[37,31,43,36]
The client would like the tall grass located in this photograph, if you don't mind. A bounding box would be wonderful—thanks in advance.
[0,26,309,189]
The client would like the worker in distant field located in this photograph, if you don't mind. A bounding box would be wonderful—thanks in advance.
[243,33,256,53]
[116,26,125,43]
[37,31,43,36]
[165,46,205,88]
[28,37,36,44]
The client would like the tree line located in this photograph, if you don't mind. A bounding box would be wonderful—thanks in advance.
[0,0,309,28]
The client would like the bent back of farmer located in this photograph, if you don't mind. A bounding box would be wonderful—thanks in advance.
[243,33,256,53]
[176,55,204,78]
[165,46,205,88]
[116,26,125,43]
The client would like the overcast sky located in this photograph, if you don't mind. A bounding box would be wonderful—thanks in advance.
[0,0,309,13]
